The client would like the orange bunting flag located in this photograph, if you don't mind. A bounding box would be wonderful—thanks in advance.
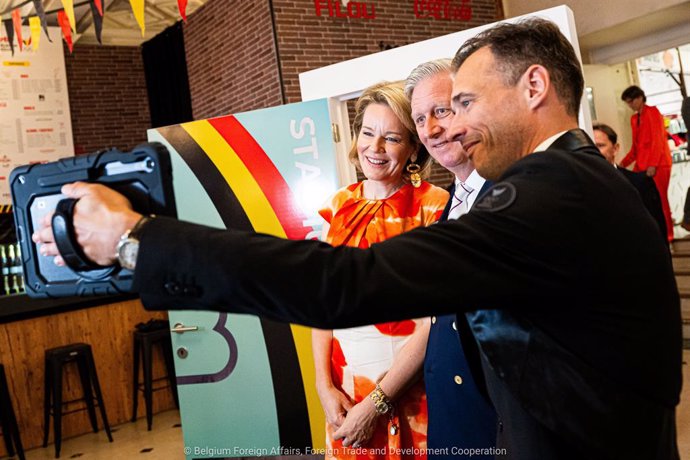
[94,0,103,16]
[11,8,22,52]
[29,16,41,51]
[177,0,188,21]
[129,0,145,36]
[57,10,73,53]
[61,0,76,32]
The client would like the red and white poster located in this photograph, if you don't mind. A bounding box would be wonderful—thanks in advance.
[0,26,74,204]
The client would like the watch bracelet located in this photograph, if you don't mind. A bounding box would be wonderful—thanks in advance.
[114,215,153,260]
[369,384,393,415]
[129,214,154,239]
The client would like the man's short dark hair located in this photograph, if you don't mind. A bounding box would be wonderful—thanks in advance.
[451,18,584,117]
[621,85,646,103]
[592,122,618,145]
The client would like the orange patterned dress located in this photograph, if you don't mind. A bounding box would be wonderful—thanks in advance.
[318,181,449,460]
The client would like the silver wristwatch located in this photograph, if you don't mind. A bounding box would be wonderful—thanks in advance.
[116,216,151,271]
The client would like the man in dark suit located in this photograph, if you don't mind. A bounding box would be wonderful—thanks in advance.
[405,59,496,458]
[593,122,668,243]
[35,18,681,459]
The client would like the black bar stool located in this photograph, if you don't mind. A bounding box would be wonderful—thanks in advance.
[43,343,113,458]
[131,326,179,430]
[0,364,24,460]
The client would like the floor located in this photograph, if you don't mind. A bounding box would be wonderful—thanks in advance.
[7,351,690,459]
[21,410,184,459]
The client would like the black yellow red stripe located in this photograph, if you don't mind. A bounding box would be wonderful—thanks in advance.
[208,116,310,240]
[171,118,325,449]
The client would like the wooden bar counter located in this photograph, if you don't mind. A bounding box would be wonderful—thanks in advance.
[0,294,177,454]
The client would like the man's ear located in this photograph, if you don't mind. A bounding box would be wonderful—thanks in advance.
[520,64,550,110]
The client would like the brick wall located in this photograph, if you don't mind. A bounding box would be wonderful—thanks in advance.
[183,0,283,120]
[274,0,503,104]
[65,44,150,154]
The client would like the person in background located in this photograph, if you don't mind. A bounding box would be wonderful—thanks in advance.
[312,81,448,458]
[620,85,674,241]
[403,59,496,459]
[593,122,668,243]
[34,18,682,460]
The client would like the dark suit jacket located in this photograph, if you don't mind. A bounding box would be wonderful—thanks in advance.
[134,130,681,460]
[616,166,668,244]
[425,179,497,458]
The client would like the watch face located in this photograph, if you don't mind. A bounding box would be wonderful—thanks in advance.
[118,238,139,270]
[375,400,390,414]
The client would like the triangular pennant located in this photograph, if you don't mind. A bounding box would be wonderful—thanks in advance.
[93,0,103,16]
[32,0,52,42]
[3,19,15,56]
[177,0,188,22]
[60,0,76,33]
[128,0,145,36]
[29,16,41,51]
[89,0,103,44]
[57,10,73,53]
[11,8,22,52]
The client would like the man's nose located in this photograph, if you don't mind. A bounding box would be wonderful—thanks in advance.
[447,112,466,142]
[424,119,442,139]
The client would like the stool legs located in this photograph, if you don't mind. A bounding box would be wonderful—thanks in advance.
[51,360,64,458]
[132,330,178,430]
[142,339,154,431]
[85,350,112,442]
[0,366,24,460]
[131,336,141,423]
[76,356,98,433]
[43,344,113,458]
[161,339,179,409]
[0,416,14,458]
[42,362,51,448]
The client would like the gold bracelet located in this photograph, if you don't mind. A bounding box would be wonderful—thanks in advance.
[369,384,393,415]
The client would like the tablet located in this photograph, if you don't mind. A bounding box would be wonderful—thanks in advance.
[10,143,177,298]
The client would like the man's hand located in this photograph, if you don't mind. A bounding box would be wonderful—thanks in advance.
[646,166,657,177]
[32,182,142,267]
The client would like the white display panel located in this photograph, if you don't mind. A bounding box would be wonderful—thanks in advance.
[0,26,74,204]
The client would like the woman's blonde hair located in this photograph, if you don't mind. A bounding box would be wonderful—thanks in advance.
[348,81,431,182]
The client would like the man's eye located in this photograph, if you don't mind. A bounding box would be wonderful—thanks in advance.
[415,116,425,126]
[436,107,451,118]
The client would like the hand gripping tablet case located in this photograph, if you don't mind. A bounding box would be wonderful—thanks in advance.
[10,143,177,298]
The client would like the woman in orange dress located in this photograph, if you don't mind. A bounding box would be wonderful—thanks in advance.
[312,82,449,460]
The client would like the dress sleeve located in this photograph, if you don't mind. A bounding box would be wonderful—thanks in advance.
[318,187,347,224]
[620,114,637,167]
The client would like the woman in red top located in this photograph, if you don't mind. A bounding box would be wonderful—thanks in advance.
[620,85,674,242]
[312,82,448,460]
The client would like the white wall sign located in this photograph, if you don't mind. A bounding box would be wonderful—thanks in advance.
[0,26,74,204]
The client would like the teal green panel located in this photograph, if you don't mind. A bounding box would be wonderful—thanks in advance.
[234,99,337,236]
[146,128,280,458]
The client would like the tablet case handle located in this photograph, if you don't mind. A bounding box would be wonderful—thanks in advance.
[52,198,111,272]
